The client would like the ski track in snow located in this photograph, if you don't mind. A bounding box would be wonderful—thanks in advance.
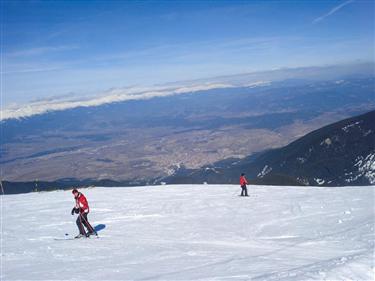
[1,184,374,281]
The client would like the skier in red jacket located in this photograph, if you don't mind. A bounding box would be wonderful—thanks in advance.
[239,173,249,196]
[71,189,96,238]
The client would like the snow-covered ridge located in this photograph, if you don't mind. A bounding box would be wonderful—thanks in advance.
[257,164,272,178]
[3,184,374,280]
[342,121,363,133]
[0,81,270,121]
[353,153,375,184]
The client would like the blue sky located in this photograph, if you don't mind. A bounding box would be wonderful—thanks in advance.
[2,0,374,106]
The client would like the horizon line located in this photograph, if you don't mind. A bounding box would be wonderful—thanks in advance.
[1,61,374,121]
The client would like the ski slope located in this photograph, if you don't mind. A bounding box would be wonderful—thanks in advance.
[2,184,374,280]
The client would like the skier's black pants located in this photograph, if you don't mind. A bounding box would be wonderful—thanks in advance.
[241,184,248,196]
[76,213,94,235]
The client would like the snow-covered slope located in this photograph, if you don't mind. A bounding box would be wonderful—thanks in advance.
[2,185,374,280]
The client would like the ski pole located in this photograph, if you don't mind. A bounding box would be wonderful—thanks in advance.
[0,179,4,194]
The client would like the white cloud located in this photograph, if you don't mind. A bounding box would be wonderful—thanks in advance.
[0,81,272,121]
[312,0,354,24]
[2,61,372,121]
[0,83,234,121]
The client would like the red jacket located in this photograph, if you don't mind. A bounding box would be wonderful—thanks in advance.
[240,176,248,186]
[75,193,89,214]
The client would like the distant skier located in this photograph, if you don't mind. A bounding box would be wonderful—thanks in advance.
[239,173,249,197]
[71,189,96,238]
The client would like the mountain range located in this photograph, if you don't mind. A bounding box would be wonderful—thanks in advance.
[1,71,374,193]
[164,110,375,186]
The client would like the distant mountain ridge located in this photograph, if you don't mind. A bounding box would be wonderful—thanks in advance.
[165,110,375,186]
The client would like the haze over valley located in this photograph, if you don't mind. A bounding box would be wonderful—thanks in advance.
[1,65,374,183]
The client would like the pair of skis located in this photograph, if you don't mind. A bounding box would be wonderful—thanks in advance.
[55,224,106,241]
[54,233,99,241]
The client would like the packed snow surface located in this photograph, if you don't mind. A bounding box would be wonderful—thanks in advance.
[2,184,375,280]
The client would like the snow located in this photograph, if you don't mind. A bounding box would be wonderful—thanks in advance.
[297,157,306,164]
[341,121,362,133]
[349,153,375,184]
[205,167,219,173]
[363,130,372,137]
[166,163,182,176]
[320,138,332,146]
[314,178,325,185]
[2,184,374,280]
[257,165,272,178]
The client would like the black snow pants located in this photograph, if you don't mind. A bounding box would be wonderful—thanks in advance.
[76,213,94,235]
[241,184,248,196]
